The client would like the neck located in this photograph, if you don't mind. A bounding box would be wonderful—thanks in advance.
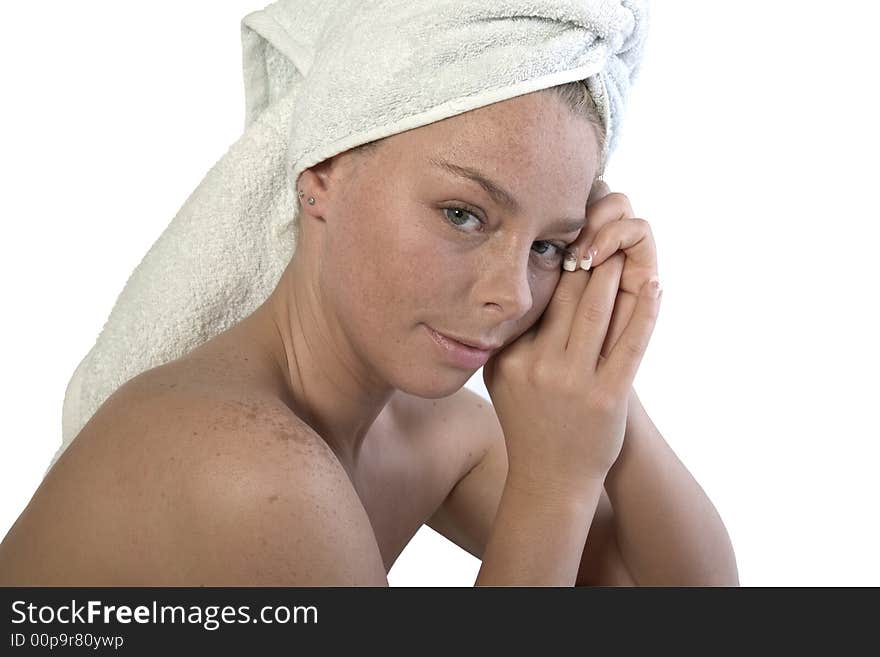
[245,248,397,473]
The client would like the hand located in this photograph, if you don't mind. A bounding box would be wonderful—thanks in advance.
[482,181,662,493]
[573,180,661,358]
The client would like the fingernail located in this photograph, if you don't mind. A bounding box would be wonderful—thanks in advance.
[580,249,593,271]
[562,250,578,271]
[580,246,595,271]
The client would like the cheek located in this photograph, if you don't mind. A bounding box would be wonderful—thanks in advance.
[393,238,460,312]
[385,214,465,288]
[533,273,559,306]
[327,212,431,318]
[522,273,560,323]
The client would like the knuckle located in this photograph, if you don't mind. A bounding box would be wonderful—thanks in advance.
[622,338,645,360]
[581,300,607,324]
[556,367,583,396]
[530,358,556,386]
[496,349,524,377]
[608,252,625,266]
[553,284,579,305]
[606,192,634,215]
[590,389,619,415]
[531,358,583,398]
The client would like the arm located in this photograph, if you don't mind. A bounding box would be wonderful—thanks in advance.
[426,387,636,586]
[475,471,604,586]
[603,388,740,586]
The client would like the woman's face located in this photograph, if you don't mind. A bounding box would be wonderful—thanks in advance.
[305,91,600,397]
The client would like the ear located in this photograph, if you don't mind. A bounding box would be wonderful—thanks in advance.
[297,155,356,219]
[298,157,337,198]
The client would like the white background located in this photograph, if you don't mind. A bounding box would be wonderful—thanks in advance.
[2,1,878,586]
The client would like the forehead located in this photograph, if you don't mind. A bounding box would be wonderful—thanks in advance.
[382,92,600,203]
[405,92,588,151]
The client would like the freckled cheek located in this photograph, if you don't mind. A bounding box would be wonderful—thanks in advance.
[399,246,460,303]
[343,229,437,312]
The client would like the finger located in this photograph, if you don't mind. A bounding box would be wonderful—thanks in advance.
[534,250,590,352]
[568,191,634,270]
[601,287,634,358]
[596,217,658,355]
[533,178,612,351]
[567,252,625,363]
[586,216,656,275]
[600,276,662,394]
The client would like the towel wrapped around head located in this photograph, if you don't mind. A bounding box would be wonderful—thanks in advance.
[49,0,650,474]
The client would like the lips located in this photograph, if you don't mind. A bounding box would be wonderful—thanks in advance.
[433,330,501,352]
[425,325,496,369]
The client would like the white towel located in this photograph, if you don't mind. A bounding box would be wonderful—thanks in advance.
[48,0,650,474]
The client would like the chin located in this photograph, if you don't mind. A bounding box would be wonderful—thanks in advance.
[392,365,473,399]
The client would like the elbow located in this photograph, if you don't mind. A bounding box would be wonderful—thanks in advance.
[635,558,740,587]
[705,564,741,587]
[670,565,741,588]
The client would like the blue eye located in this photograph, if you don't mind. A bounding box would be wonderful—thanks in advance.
[441,206,569,270]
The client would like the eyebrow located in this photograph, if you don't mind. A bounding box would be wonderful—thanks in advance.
[427,156,587,233]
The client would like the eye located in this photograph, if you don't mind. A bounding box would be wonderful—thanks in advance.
[441,205,571,271]
[531,240,570,269]
[442,206,482,229]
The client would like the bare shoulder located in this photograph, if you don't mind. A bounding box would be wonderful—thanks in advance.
[1,377,386,586]
[156,392,389,585]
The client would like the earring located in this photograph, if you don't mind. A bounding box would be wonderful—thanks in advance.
[297,189,316,205]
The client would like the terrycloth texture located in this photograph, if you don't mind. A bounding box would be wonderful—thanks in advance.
[48,0,649,474]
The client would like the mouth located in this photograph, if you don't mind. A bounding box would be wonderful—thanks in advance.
[429,327,502,352]
[424,325,499,369]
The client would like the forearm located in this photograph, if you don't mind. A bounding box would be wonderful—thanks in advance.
[604,388,740,586]
[475,476,604,586]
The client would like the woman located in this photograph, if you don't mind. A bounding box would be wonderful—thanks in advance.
[0,83,664,585]
[0,1,702,586]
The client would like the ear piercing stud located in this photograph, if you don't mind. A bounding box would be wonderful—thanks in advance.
[297,190,315,205]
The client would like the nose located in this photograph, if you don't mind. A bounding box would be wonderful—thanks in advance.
[479,243,534,323]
